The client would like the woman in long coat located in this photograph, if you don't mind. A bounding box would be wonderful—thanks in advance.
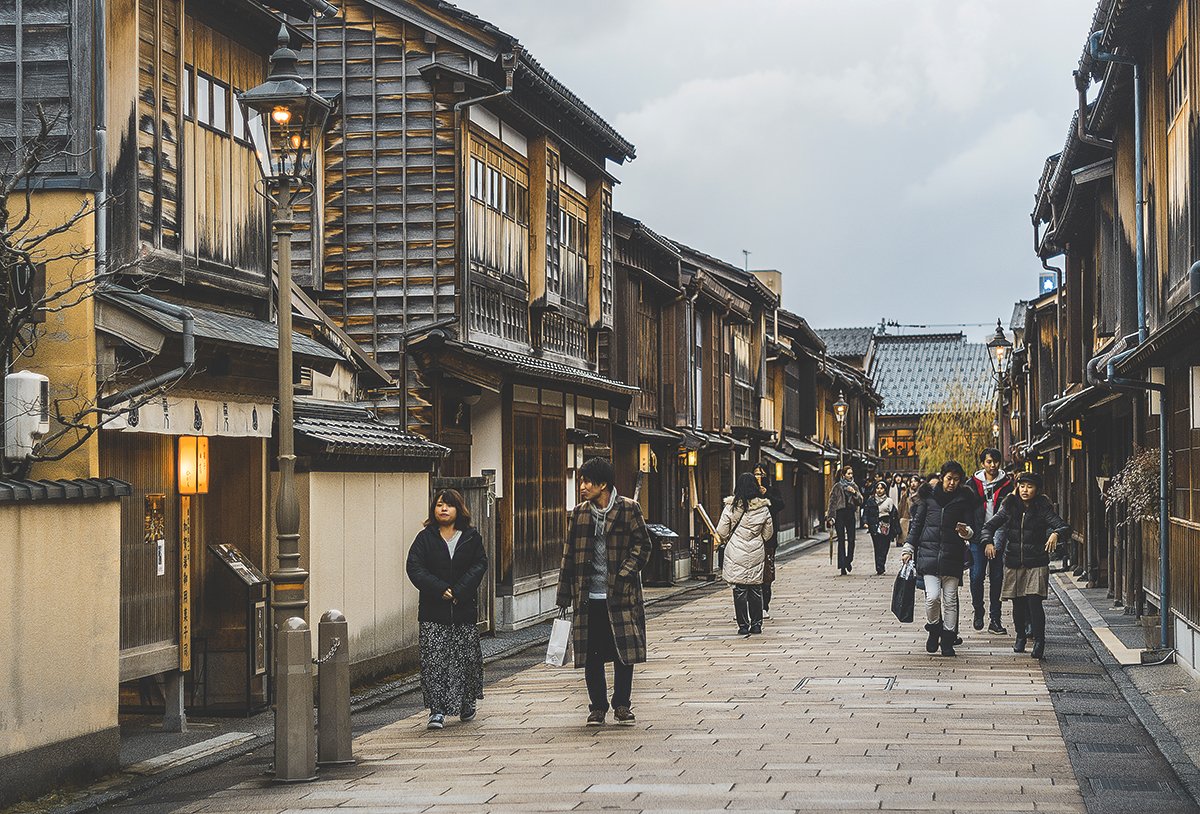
[901,462,980,657]
[981,471,1070,659]
[717,473,775,636]
[825,465,862,575]
[406,489,488,730]
[752,462,784,618]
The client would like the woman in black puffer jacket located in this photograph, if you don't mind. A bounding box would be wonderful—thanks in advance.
[406,489,489,729]
[901,461,980,657]
[981,471,1069,660]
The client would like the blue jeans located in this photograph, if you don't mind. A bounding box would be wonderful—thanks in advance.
[970,542,1004,624]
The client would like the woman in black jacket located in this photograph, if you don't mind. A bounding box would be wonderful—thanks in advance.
[981,472,1070,659]
[901,462,980,657]
[406,489,488,729]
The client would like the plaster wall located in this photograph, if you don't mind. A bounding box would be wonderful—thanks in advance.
[279,471,429,680]
[0,500,121,774]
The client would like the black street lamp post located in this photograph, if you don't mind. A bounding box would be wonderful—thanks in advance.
[834,390,848,469]
[240,25,332,783]
[987,319,1013,456]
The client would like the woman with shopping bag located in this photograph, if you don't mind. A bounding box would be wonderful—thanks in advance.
[406,489,488,730]
[716,473,775,636]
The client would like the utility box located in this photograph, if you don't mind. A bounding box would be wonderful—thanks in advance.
[644,524,686,586]
[4,371,50,461]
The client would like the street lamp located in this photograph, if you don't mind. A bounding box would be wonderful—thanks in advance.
[986,319,1013,456]
[833,390,848,468]
[240,25,332,784]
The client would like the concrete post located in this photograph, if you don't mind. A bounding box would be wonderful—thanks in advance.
[317,609,353,766]
[274,617,316,783]
[162,670,187,733]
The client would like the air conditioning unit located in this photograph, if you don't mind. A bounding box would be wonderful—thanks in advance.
[5,371,50,461]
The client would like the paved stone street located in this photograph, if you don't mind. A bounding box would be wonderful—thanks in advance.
[102,544,1118,814]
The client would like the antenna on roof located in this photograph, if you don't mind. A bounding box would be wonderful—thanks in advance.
[742,250,751,271]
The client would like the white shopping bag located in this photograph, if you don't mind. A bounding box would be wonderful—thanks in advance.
[545,612,573,667]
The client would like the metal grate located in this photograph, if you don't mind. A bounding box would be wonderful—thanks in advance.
[794,676,896,692]
[1091,778,1178,795]
[1074,742,1148,755]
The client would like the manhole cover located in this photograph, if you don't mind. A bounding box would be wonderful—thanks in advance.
[794,676,896,692]
[1091,778,1178,795]
[1074,742,1148,755]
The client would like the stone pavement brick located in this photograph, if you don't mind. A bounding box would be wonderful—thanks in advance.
[118,547,1090,813]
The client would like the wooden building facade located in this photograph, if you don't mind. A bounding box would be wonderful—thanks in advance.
[1026,0,1200,673]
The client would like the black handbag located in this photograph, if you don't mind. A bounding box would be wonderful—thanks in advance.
[891,562,917,623]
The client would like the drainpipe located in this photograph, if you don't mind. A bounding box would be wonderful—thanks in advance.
[452,52,516,344]
[1089,31,1147,343]
[95,0,107,306]
[97,291,195,409]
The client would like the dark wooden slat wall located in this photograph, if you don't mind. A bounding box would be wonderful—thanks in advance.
[303,2,462,382]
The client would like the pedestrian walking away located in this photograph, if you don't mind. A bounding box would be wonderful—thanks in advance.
[826,464,862,575]
[752,462,784,619]
[863,480,899,574]
[717,473,775,636]
[981,471,1070,660]
[556,457,652,727]
[901,461,980,657]
[898,474,920,541]
[405,489,488,730]
[967,448,1014,635]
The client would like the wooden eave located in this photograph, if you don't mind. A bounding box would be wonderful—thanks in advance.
[188,0,313,52]
[360,0,505,61]
[418,62,619,183]
[291,283,394,389]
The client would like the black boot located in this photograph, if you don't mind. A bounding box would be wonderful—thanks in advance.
[940,629,957,657]
[924,622,943,654]
[1030,639,1045,660]
[1013,633,1027,653]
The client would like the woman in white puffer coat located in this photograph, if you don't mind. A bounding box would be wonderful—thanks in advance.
[717,472,775,636]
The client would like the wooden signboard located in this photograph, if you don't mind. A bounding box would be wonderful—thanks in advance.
[179,495,192,672]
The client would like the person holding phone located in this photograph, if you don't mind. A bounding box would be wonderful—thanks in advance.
[901,461,981,657]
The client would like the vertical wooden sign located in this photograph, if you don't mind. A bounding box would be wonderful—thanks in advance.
[179,494,192,672]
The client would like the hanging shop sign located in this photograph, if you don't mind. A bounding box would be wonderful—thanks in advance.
[107,395,273,438]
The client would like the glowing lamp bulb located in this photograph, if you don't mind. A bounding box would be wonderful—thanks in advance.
[271,106,291,126]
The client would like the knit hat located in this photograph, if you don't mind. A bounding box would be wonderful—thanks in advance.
[1015,471,1043,491]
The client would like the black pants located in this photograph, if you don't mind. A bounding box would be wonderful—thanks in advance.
[761,581,772,612]
[732,584,763,629]
[584,599,632,711]
[871,533,889,573]
[970,543,1004,625]
[835,508,856,570]
[1011,596,1045,640]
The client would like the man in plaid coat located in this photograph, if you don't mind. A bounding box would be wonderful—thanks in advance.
[557,457,652,726]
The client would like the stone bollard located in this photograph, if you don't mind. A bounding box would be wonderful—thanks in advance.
[274,617,317,783]
[317,609,354,766]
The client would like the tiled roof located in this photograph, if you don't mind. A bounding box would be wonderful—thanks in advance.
[1010,301,1029,332]
[869,334,994,417]
[467,344,640,395]
[100,291,343,363]
[294,400,449,458]
[814,327,875,359]
[0,478,132,503]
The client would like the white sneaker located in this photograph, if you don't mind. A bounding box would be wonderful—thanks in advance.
[762,610,772,620]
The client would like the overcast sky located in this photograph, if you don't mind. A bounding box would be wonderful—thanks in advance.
[462,0,1099,337]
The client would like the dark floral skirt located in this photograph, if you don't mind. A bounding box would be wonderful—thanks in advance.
[419,621,484,715]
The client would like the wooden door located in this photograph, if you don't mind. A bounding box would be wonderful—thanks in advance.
[433,475,497,633]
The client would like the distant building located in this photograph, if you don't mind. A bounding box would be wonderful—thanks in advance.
[869,333,994,474]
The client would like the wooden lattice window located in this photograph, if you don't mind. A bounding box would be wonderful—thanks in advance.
[468,138,530,282]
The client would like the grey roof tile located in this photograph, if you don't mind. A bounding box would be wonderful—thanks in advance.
[814,327,876,359]
[869,333,994,417]
[294,400,449,458]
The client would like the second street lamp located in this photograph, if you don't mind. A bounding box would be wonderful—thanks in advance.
[986,319,1013,456]
[240,24,333,784]
[834,390,848,469]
